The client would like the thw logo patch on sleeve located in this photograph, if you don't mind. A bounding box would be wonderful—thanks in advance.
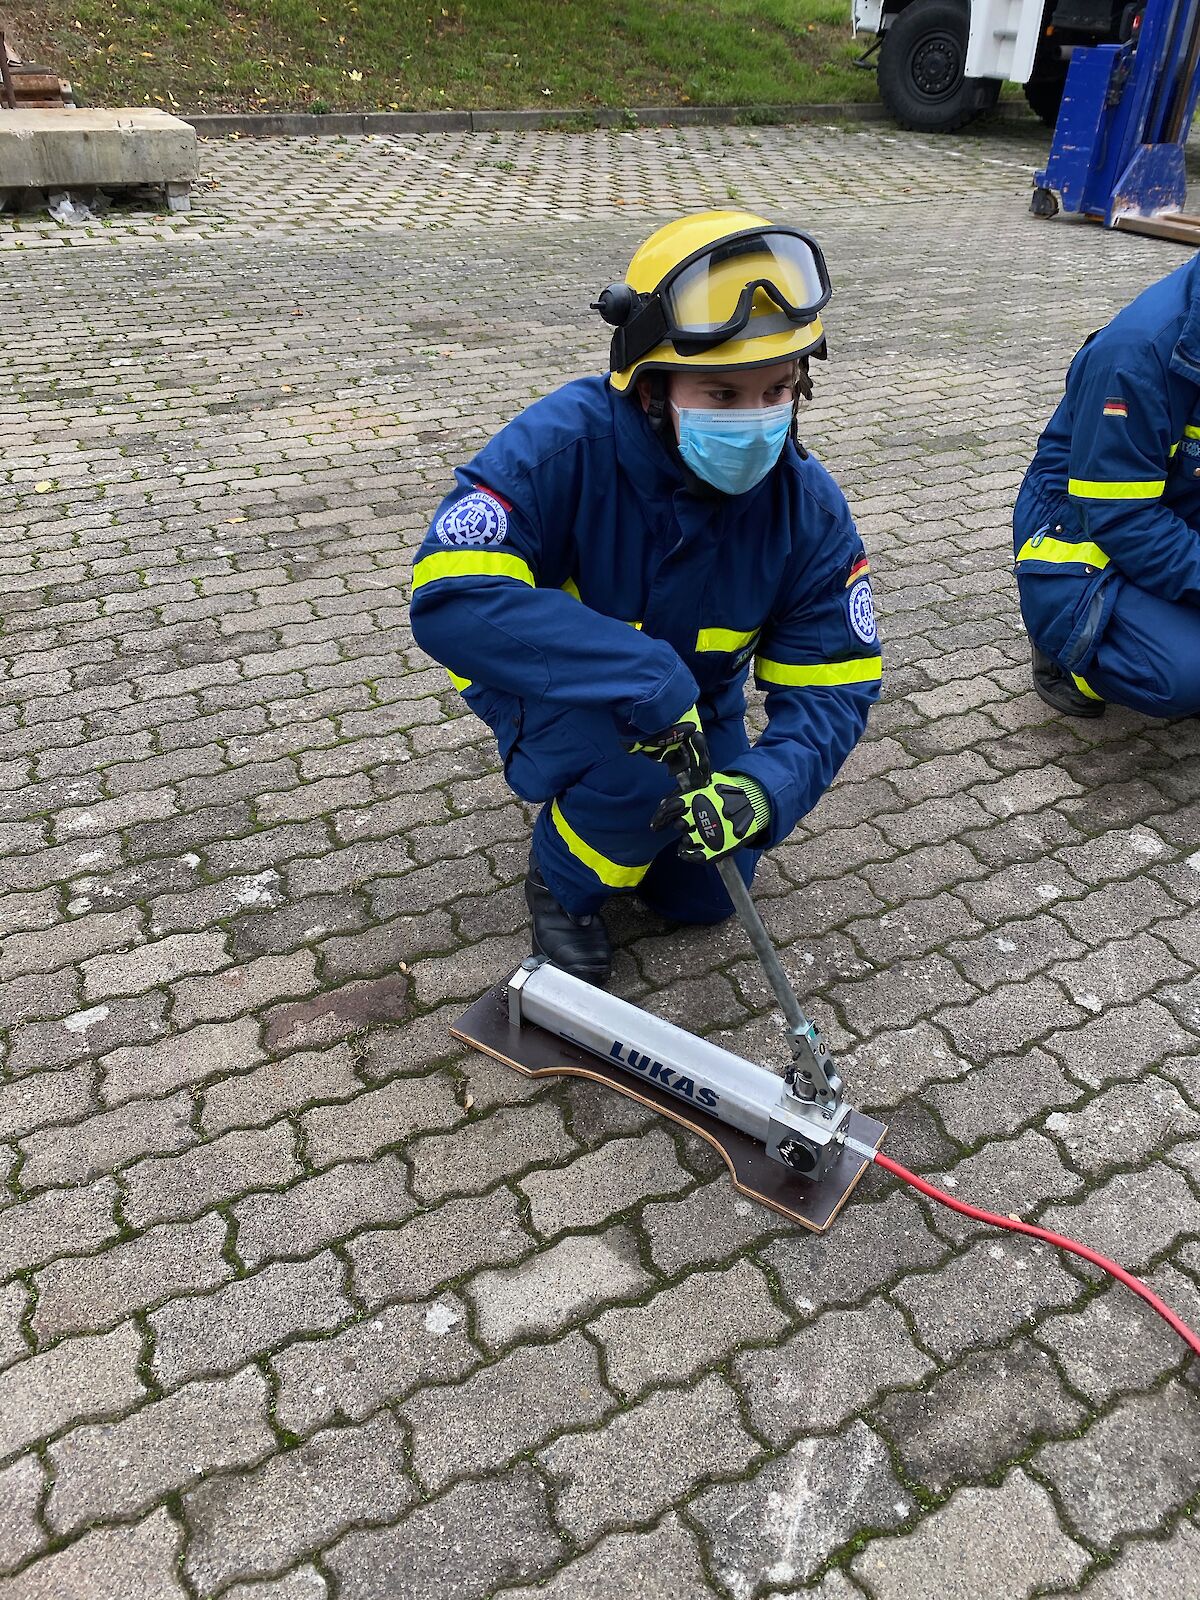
[435,486,511,547]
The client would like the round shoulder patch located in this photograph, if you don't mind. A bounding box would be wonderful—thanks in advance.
[847,577,877,645]
[435,490,509,548]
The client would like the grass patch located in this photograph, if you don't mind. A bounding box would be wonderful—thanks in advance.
[4,0,876,115]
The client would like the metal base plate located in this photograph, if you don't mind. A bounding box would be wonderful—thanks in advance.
[451,982,887,1235]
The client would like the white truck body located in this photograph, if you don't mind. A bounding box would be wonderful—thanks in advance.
[853,0,1043,83]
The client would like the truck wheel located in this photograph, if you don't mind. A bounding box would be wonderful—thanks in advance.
[1023,69,1067,125]
[877,0,999,132]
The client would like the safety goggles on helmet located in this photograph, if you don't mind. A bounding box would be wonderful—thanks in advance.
[594,226,831,373]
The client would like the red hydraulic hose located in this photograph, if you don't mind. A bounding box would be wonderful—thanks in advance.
[873,1151,1200,1360]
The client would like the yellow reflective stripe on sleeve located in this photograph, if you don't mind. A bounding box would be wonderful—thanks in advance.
[629,620,643,631]
[1184,424,1200,440]
[411,550,536,591]
[1071,671,1103,702]
[561,576,581,600]
[550,801,651,889]
[1170,442,1181,457]
[695,626,758,654]
[1015,535,1110,569]
[755,655,882,687]
[446,668,472,692]
[1068,477,1165,500]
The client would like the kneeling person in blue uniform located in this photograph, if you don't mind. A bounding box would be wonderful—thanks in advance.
[410,210,882,984]
[1015,255,1200,719]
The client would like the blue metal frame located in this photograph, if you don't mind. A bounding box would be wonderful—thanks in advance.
[1035,0,1200,223]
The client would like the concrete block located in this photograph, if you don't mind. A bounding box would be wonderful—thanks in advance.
[0,108,197,194]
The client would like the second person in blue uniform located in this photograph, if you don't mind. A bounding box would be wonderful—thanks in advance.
[1014,253,1200,719]
[409,210,882,984]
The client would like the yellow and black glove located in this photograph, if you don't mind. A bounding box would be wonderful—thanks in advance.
[628,705,707,770]
[651,771,771,862]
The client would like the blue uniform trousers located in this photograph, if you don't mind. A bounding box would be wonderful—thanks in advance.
[503,696,760,922]
[1075,579,1200,716]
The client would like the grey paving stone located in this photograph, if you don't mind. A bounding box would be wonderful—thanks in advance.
[0,1320,145,1458]
[47,1366,275,1533]
[589,1257,788,1399]
[0,1281,28,1367]
[0,1063,94,1142]
[183,1411,413,1592]
[349,1186,533,1306]
[539,1373,759,1543]
[519,1128,693,1237]
[0,1507,186,1600]
[1045,1078,1200,1178]
[301,1070,460,1168]
[925,1049,1081,1144]
[171,950,320,1028]
[1033,1383,1200,1549]
[0,1455,45,1573]
[150,1252,350,1389]
[324,1463,563,1599]
[0,907,143,982]
[201,1043,360,1135]
[407,1101,579,1203]
[935,978,1087,1062]
[32,1212,231,1342]
[401,1328,611,1491]
[233,1155,414,1267]
[101,1017,265,1107]
[1043,999,1193,1087]
[1040,1164,1198,1271]
[0,1178,119,1281]
[690,1420,909,1592]
[18,1088,197,1190]
[851,1471,1088,1600]
[927,1129,1086,1243]
[872,1338,1087,1492]
[271,1292,477,1435]
[760,1188,949,1314]
[641,1179,785,1276]
[81,931,230,1001]
[735,1299,934,1442]
[1043,1521,1200,1599]
[466,1225,650,1348]
[122,1121,301,1229]
[839,1021,972,1107]
[223,1572,328,1600]
[891,1235,1085,1360]
[495,1514,711,1600]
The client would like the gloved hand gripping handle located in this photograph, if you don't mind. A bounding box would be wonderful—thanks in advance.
[664,739,843,1111]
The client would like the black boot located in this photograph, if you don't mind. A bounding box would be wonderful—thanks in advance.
[524,856,612,986]
[1031,645,1105,719]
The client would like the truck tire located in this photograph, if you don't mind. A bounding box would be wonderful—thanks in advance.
[1023,68,1067,125]
[877,0,1001,132]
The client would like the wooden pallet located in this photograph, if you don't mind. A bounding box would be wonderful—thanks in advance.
[451,981,887,1235]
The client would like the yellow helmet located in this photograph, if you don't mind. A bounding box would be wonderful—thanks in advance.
[594,210,831,395]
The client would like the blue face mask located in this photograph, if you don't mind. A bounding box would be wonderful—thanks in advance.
[673,398,793,496]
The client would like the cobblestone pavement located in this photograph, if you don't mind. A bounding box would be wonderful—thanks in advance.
[2,118,1198,1599]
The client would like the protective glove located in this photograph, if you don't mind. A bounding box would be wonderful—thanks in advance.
[628,705,707,771]
[651,771,772,862]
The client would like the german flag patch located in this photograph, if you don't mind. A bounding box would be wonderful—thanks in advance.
[1103,397,1128,418]
[845,556,870,587]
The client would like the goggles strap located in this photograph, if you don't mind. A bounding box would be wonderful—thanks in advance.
[610,296,670,375]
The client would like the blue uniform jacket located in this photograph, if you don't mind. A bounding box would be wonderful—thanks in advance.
[1014,255,1200,665]
[409,377,881,848]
